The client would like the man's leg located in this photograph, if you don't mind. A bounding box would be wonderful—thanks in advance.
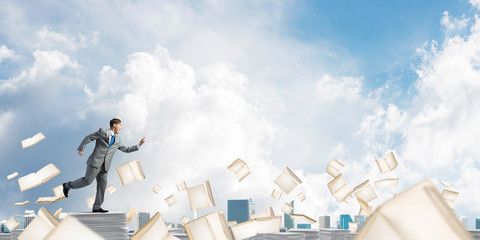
[92,162,108,210]
[65,164,100,190]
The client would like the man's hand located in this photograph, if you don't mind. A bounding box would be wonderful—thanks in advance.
[78,151,84,156]
[139,137,146,146]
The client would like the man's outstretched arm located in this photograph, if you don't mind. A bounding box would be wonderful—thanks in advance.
[118,137,145,153]
[77,128,103,156]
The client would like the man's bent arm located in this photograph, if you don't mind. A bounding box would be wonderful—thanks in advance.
[118,144,139,153]
[77,128,102,152]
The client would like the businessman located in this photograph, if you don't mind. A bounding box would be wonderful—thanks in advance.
[62,118,146,213]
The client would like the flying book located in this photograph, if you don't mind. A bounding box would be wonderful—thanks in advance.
[165,194,178,207]
[297,192,306,202]
[230,216,282,240]
[250,207,274,220]
[18,206,60,240]
[353,180,377,203]
[186,180,215,210]
[116,160,146,186]
[274,167,302,194]
[35,185,67,203]
[106,184,117,195]
[375,152,398,173]
[54,208,62,218]
[85,196,95,210]
[326,159,344,177]
[153,184,161,194]
[21,132,46,149]
[271,189,282,199]
[228,221,237,226]
[5,217,20,231]
[131,212,180,240]
[348,222,358,233]
[327,173,354,202]
[227,158,251,182]
[177,181,187,191]
[288,213,317,224]
[7,172,18,180]
[357,197,372,216]
[25,210,35,215]
[45,216,103,240]
[442,189,459,210]
[58,213,68,220]
[127,208,136,224]
[14,201,30,206]
[184,211,233,240]
[375,178,399,189]
[440,180,451,187]
[281,202,293,214]
[355,180,473,240]
[181,216,190,225]
[18,163,61,192]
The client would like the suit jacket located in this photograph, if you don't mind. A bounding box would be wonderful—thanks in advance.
[77,128,138,171]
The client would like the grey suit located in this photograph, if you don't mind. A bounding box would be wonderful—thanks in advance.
[65,128,138,210]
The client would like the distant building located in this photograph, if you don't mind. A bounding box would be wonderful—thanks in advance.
[248,199,255,217]
[476,217,480,229]
[319,216,330,229]
[24,215,35,229]
[228,199,249,224]
[134,212,150,232]
[354,215,365,229]
[14,215,24,230]
[460,216,468,229]
[297,223,311,229]
[340,214,353,230]
[284,200,294,229]
[0,223,9,233]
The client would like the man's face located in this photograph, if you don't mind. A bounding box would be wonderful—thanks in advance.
[112,123,122,134]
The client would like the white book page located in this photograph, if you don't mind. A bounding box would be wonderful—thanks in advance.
[255,217,281,234]
[45,216,103,240]
[186,217,216,240]
[37,164,60,184]
[227,159,245,172]
[18,216,55,240]
[130,161,145,180]
[18,173,40,191]
[231,220,257,240]
[275,171,297,194]
[187,184,209,210]
[118,164,135,186]
[206,212,230,240]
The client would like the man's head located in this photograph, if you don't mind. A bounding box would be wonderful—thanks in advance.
[110,118,122,134]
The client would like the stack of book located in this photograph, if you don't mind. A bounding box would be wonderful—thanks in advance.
[70,212,128,240]
[318,229,349,240]
[343,233,357,240]
[0,233,10,240]
[245,232,305,240]
[469,230,480,240]
[288,229,320,240]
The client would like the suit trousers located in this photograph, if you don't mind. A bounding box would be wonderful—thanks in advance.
[66,162,108,210]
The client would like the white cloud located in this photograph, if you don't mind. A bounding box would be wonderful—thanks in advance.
[0,45,19,63]
[441,11,469,35]
[315,74,363,103]
[34,26,99,52]
[470,0,480,9]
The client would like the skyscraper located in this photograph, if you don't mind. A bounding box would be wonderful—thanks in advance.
[476,217,480,229]
[284,200,294,229]
[297,223,311,229]
[134,212,150,232]
[248,199,255,217]
[14,215,24,230]
[340,214,353,230]
[460,216,468,229]
[24,215,35,229]
[354,215,365,230]
[228,199,249,223]
[319,216,330,228]
[0,223,10,233]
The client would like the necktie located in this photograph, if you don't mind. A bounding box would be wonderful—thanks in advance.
[109,134,115,147]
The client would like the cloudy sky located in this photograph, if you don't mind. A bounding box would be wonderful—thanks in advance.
[1,0,480,229]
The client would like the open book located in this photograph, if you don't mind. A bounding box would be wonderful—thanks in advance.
[375,178,399,189]
[18,163,61,192]
[274,167,302,194]
[14,201,30,206]
[180,216,190,225]
[348,222,358,233]
[54,208,62,218]
[184,211,233,240]
[21,132,46,149]
[227,158,251,182]
[271,189,282,199]
[186,180,215,210]
[440,180,451,187]
[36,184,66,203]
[355,180,473,240]
[357,197,372,216]
[116,160,146,186]
[85,196,95,210]
[250,207,274,220]
[131,212,180,240]
[177,181,187,191]
[127,208,136,224]
[18,206,60,240]
[281,202,293,214]
[153,184,161,194]
[7,172,18,180]
[5,217,20,231]
[45,216,102,240]
[230,216,282,240]
[106,184,117,195]
[288,213,317,224]
[297,192,306,202]
[353,180,377,203]
[442,189,459,210]
[326,159,344,177]
[327,173,354,202]
[165,194,177,207]
[375,152,398,173]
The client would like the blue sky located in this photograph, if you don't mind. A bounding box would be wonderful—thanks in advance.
[1,0,480,230]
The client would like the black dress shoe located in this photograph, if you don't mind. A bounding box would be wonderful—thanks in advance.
[92,208,109,213]
[62,183,69,198]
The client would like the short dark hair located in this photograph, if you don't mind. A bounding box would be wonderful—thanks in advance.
[110,118,121,128]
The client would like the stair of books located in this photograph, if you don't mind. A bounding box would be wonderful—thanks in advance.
[70,212,128,240]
